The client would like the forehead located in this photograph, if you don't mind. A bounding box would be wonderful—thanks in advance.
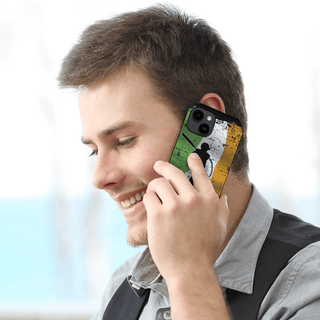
[79,71,151,119]
[79,69,154,109]
[78,69,178,137]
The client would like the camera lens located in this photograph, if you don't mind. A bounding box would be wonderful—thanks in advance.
[199,123,210,135]
[193,109,203,121]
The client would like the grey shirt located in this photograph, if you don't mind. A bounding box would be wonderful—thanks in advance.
[92,186,320,320]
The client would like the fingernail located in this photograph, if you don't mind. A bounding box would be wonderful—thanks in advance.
[190,153,199,159]
[154,160,164,167]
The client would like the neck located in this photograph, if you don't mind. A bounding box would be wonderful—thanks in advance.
[217,170,252,257]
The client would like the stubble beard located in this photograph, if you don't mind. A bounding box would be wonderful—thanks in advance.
[125,212,149,248]
[111,178,151,247]
[126,227,148,248]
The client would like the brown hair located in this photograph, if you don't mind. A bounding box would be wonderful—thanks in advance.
[58,4,249,173]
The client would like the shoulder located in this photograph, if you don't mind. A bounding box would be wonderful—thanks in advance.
[259,241,320,319]
[270,210,320,248]
[287,240,320,271]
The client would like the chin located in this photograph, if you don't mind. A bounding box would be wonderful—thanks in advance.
[126,225,148,248]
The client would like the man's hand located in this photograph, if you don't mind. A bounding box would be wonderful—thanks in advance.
[143,152,229,284]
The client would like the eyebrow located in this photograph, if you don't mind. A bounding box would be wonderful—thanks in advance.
[81,121,135,145]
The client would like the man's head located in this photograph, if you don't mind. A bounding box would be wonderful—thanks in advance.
[58,4,249,174]
[58,4,250,246]
[78,69,182,246]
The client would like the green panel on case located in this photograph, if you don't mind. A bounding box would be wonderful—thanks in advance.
[169,106,202,173]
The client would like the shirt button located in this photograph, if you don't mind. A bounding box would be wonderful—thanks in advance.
[163,310,172,320]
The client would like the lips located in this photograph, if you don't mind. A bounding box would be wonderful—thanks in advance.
[121,190,146,209]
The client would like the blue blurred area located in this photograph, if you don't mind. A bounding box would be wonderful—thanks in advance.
[0,196,143,304]
[0,198,56,302]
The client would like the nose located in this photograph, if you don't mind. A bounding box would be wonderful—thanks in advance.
[92,151,125,191]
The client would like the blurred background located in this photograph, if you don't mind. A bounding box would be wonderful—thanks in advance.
[0,0,319,319]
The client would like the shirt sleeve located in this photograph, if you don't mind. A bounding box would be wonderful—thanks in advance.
[259,241,320,319]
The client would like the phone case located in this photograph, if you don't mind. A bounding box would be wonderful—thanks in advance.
[169,103,243,196]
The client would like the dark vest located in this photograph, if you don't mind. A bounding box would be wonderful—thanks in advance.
[102,210,320,320]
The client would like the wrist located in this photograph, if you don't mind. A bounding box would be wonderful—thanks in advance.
[166,267,230,320]
[166,266,218,295]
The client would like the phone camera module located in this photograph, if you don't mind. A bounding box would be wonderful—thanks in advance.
[193,109,204,121]
[187,105,216,137]
[199,123,210,135]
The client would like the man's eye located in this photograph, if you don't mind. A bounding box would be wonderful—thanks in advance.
[89,150,98,157]
[88,138,135,157]
[117,137,135,147]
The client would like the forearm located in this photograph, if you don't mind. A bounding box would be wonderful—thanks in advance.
[167,268,231,320]
[145,158,231,319]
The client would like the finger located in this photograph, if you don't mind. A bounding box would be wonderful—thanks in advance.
[153,160,192,195]
[187,153,213,192]
[143,189,162,211]
[146,177,178,205]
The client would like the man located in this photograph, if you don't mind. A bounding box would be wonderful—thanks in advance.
[58,4,320,319]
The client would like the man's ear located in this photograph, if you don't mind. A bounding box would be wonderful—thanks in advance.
[199,93,225,113]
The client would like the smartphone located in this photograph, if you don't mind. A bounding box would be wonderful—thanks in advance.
[169,103,243,196]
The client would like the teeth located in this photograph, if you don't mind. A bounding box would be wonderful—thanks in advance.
[121,191,145,209]
[130,196,136,204]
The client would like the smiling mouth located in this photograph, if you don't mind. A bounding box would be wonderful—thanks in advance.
[121,190,146,210]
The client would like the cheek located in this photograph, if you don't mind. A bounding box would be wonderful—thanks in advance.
[123,145,160,180]
[125,127,179,179]
[149,129,178,160]
[139,147,160,175]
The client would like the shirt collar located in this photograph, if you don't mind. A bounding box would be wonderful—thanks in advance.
[127,247,169,298]
[127,184,273,295]
[129,247,159,288]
